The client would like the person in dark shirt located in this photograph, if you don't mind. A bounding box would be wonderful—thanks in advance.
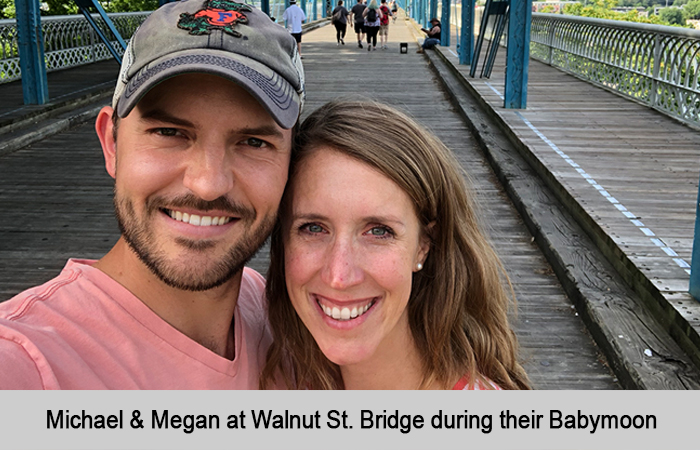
[350,0,367,48]
[417,17,441,53]
[331,0,350,45]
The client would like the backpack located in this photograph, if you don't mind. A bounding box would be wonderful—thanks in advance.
[332,10,342,23]
[366,8,377,22]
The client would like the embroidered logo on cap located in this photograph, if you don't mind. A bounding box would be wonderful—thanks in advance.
[178,0,252,37]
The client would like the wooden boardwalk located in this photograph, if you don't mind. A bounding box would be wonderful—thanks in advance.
[0,18,618,389]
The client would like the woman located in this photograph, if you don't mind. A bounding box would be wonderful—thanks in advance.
[331,0,350,45]
[363,0,383,51]
[261,100,530,390]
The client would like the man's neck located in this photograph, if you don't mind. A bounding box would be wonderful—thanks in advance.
[93,238,242,359]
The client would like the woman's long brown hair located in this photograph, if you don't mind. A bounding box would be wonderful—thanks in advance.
[261,100,530,390]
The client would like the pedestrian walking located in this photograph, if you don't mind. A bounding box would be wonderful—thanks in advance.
[283,0,307,57]
[378,0,392,49]
[351,0,366,48]
[363,0,382,51]
[331,0,350,45]
[390,0,397,22]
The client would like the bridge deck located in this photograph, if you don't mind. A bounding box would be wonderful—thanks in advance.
[6,14,699,389]
[428,25,700,357]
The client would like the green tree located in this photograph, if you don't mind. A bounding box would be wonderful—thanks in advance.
[660,6,686,23]
[0,0,15,19]
[684,0,700,18]
[103,0,159,13]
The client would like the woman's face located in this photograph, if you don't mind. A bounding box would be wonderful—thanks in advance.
[284,148,430,367]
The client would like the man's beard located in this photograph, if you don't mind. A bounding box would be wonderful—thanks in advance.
[113,189,274,291]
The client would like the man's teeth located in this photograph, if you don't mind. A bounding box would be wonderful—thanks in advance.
[168,210,232,226]
[321,302,373,321]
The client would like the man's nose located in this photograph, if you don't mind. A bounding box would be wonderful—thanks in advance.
[320,237,365,290]
[182,145,234,201]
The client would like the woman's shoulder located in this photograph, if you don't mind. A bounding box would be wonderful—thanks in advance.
[452,375,502,390]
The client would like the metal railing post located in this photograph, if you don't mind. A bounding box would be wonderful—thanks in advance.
[504,0,532,109]
[440,0,450,47]
[15,0,49,104]
[547,17,555,65]
[459,0,474,65]
[691,177,700,301]
[650,33,661,109]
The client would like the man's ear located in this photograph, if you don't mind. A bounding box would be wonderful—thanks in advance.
[95,106,117,179]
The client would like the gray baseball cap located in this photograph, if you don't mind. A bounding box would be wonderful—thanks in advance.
[112,0,305,129]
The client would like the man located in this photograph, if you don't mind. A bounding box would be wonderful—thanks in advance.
[350,0,366,48]
[417,17,441,53]
[0,0,304,389]
[378,0,392,50]
[283,0,307,57]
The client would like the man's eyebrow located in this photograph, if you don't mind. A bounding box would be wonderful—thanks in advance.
[139,109,193,128]
[238,125,285,140]
[138,110,285,139]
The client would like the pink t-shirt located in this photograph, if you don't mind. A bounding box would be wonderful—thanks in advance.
[453,375,502,390]
[0,259,271,389]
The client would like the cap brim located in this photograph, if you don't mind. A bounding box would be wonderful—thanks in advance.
[116,49,301,129]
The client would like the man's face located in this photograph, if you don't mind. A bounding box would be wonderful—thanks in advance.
[108,74,292,291]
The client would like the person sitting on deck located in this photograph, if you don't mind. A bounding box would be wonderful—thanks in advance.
[417,17,441,53]
[0,0,304,389]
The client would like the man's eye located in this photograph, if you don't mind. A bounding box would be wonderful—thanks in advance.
[243,137,268,148]
[156,128,180,137]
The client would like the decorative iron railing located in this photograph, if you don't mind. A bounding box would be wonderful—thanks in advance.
[531,13,700,127]
[0,0,327,86]
[0,12,148,84]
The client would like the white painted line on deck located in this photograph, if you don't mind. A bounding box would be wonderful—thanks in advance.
[448,48,459,58]
[484,81,505,100]
[492,103,693,276]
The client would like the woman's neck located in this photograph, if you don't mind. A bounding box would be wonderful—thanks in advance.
[339,323,429,390]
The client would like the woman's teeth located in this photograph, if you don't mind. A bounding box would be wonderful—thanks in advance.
[167,210,232,226]
[320,301,373,321]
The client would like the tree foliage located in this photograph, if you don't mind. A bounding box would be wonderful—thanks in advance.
[684,0,700,18]
[0,0,14,19]
[564,0,686,26]
[660,6,685,23]
[0,0,159,17]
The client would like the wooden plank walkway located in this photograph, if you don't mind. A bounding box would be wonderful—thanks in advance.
[0,60,118,128]
[427,28,700,358]
[0,18,618,389]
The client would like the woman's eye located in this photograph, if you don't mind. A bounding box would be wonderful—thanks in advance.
[300,223,324,234]
[368,226,393,237]
[243,137,268,148]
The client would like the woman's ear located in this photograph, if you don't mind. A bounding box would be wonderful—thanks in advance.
[95,106,117,179]
[415,221,435,269]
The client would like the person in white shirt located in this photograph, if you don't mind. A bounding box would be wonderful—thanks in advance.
[283,0,307,57]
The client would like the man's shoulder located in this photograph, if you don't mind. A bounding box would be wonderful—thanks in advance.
[0,259,126,389]
[237,267,267,321]
[0,259,97,321]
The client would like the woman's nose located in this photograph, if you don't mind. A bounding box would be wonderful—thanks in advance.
[320,237,364,290]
